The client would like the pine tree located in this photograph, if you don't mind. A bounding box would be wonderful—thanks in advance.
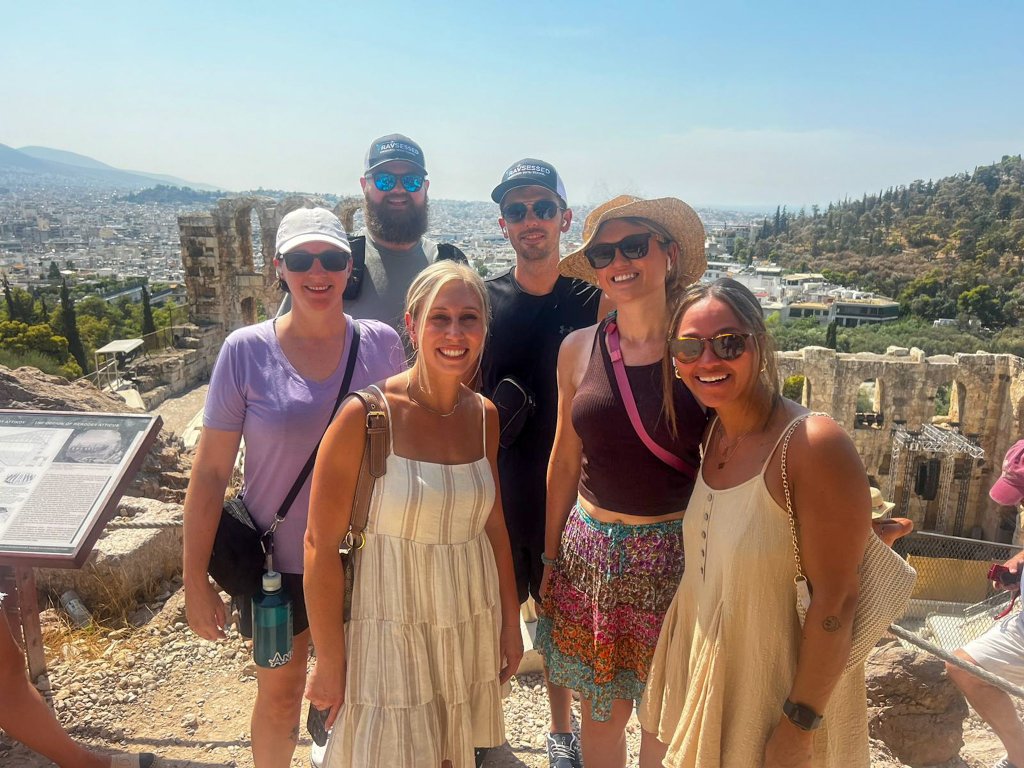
[825,320,838,350]
[2,273,13,320]
[59,279,88,373]
[141,286,157,336]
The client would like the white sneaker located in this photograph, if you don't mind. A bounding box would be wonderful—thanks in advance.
[310,738,327,768]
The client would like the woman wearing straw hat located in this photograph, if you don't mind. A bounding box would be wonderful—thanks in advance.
[538,195,708,767]
[869,486,914,547]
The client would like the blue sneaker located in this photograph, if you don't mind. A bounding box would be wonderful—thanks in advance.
[546,732,581,768]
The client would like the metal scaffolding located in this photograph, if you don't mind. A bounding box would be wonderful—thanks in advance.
[887,425,985,536]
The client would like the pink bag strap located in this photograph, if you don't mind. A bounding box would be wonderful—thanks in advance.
[604,317,695,479]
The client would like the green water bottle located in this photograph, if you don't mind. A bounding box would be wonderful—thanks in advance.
[252,570,293,668]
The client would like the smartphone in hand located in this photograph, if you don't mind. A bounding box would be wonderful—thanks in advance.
[307,705,331,747]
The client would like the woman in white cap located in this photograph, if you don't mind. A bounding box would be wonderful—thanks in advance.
[640,278,871,768]
[538,195,708,767]
[182,207,405,767]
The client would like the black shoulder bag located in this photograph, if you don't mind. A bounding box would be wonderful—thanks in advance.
[207,321,362,597]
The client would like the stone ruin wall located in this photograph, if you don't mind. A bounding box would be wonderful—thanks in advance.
[177,197,1024,545]
[178,195,361,333]
[778,346,1024,542]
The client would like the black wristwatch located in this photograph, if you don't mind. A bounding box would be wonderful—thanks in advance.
[782,699,823,731]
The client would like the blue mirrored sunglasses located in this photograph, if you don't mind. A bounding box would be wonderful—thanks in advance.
[372,172,424,193]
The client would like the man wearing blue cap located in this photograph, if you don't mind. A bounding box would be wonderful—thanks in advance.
[348,133,466,332]
[479,158,606,768]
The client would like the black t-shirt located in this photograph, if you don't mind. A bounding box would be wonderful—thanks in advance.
[481,268,601,541]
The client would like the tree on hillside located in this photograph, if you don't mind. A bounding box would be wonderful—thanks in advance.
[48,261,61,281]
[958,285,1003,328]
[142,286,157,336]
[59,279,88,373]
[2,273,13,320]
[825,320,838,350]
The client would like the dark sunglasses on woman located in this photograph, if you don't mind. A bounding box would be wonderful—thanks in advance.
[281,250,350,272]
[669,333,753,363]
[371,172,425,193]
[585,232,666,270]
[501,199,562,223]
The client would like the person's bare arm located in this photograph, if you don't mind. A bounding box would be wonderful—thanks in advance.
[764,414,871,768]
[542,327,592,596]
[303,397,366,728]
[481,398,524,683]
[182,427,242,641]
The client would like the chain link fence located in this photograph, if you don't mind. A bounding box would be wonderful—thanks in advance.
[892,530,1021,651]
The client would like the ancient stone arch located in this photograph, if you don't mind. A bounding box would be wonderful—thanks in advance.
[776,346,1024,541]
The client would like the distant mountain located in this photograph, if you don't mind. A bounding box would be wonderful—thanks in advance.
[18,146,119,171]
[0,144,223,191]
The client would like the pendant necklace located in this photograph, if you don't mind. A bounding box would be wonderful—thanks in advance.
[716,430,753,470]
[407,376,461,417]
[716,399,780,470]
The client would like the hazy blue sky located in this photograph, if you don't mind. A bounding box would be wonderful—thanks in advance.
[3,1,1022,208]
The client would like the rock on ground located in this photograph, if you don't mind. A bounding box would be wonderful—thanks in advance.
[866,640,969,766]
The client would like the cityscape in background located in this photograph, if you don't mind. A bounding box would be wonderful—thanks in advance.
[0,178,902,331]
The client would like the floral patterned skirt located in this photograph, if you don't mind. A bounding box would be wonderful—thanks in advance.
[536,503,684,721]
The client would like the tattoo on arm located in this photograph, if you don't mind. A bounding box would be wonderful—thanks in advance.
[822,615,841,632]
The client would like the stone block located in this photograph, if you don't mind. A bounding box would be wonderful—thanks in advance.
[35,498,183,620]
[865,642,967,766]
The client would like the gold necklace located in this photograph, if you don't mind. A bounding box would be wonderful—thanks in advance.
[715,398,780,470]
[716,430,753,470]
[406,377,461,417]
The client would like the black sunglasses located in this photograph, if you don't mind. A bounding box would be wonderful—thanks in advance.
[669,333,753,363]
[501,199,562,223]
[372,172,425,193]
[281,250,350,272]
[584,233,664,270]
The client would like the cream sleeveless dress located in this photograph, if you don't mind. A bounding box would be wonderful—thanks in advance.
[324,388,504,768]
[638,415,869,768]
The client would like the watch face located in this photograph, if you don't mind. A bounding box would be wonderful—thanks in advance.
[783,700,823,730]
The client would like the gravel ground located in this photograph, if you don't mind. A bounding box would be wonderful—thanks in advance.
[0,586,638,768]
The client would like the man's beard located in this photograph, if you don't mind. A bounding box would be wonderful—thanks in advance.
[364,194,429,245]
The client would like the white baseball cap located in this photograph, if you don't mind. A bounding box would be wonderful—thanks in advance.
[275,207,351,255]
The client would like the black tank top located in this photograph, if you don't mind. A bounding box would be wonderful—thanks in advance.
[571,321,706,516]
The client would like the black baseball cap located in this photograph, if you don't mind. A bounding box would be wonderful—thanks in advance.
[491,158,567,206]
[364,134,427,175]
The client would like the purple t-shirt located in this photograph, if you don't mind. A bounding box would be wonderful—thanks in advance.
[204,317,406,573]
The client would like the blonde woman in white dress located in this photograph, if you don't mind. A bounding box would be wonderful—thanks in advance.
[304,261,523,768]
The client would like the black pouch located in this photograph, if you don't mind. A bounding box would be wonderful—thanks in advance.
[307,704,331,747]
[491,377,536,449]
[207,497,266,598]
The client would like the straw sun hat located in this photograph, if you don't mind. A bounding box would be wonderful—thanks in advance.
[559,195,706,286]
[870,487,896,519]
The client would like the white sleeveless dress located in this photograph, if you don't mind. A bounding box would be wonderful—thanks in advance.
[324,389,504,768]
[639,414,869,768]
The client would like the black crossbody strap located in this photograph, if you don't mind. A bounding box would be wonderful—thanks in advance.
[266,320,362,533]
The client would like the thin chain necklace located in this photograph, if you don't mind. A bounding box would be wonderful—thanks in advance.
[716,430,753,470]
[406,376,461,417]
[715,398,779,470]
